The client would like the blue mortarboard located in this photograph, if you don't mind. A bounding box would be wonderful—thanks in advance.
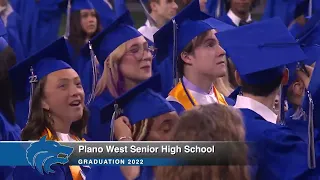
[0,37,8,52]
[84,10,141,64]
[71,0,94,11]
[9,37,71,101]
[154,0,234,62]
[101,73,175,125]
[216,17,308,85]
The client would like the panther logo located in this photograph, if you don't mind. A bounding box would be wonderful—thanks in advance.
[26,136,74,175]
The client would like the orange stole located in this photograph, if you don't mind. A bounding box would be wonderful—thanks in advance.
[41,128,84,180]
[168,82,227,110]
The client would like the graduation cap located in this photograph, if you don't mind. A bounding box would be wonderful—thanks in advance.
[216,17,307,85]
[100,73,175,140]
[71,0,94,11]
[154,0,234,85]
[9,37,71,102]
[217,17,307,125]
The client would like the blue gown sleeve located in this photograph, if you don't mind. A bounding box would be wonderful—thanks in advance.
[255,127,320,179]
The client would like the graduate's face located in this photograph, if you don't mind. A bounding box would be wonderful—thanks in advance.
[199,0,207,12]
[146,111,179,141]
[41,69,85,124]
[119,36,153,84]
[230,0,253,14]
[189,30,227,79]
[151,0,178,21]
[80,9,98,37]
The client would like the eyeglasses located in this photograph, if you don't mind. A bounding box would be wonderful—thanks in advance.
[125,45,157,59]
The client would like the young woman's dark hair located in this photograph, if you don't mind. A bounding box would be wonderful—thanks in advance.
[68,10,102,57]
[21,77,89,140]
[0,46,17,125]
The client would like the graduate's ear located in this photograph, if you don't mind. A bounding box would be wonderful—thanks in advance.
[281,68,289,86]
[41,99,50,110]
[234,70,242,86]
[180,52,193,65]
[150,1,158,12]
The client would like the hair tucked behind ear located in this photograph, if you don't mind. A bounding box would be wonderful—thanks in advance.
[131,118,153,141]
[155,103,249,180]
[95,42,128,98]
[21,77,89,140]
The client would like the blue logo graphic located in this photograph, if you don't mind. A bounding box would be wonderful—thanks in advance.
[26,136,74,174]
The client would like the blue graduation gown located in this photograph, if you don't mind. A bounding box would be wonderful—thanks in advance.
[218,14,237,27]
[240,108,320,179]
[228,86,241,102]
[206,0,226,18]
[262,0,302,26]
[225,97,235,106]
[86,91,114,141]
[13,164,91,180]
[0,112,21,180]
[6,11,25,62]
[18,0,63,57]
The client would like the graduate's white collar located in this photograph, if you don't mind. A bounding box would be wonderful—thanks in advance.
[227,10,252,26]
[234,95,278,124]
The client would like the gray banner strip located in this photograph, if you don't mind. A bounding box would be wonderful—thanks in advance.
[59,141,254,159]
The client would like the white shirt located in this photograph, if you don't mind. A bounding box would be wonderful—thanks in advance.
[56,132,76,141]
[167,77,219,105]
[138,20,159,42]
[227,10,252,26]
[234,95,278,124]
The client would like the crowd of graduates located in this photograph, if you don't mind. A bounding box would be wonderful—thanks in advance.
[1,0,320,179]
